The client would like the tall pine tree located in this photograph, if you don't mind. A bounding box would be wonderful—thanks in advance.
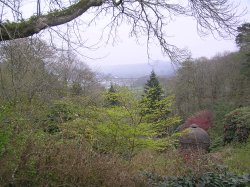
[105,83,120,107]
[141,70,180,136]
[141,70,164,115]
[236,23,250,78]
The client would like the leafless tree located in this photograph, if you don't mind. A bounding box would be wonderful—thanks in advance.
[0,38,63,103]
[49,50,104,99]
[0,0,243,62]
[170,52,250,117]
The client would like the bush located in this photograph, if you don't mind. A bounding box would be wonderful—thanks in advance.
[209,101,236,151]
[0,103,14,155]
[224,107,250,144]
[224,139,250,175]
[0,128,11,156]
[93,107,169,159]
[43,123,60,134]
[180,110,213,131]
[143,167,250,187]
[46,100,78,123]
[0,137,145,187]
[131,149,219,178]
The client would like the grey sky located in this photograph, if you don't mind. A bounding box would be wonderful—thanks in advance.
[83,0,250,69]
[3,0,250,69]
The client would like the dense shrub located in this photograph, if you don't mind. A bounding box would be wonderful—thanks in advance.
[179,110,213,131]
[43,123,60,134]
[132,149,221,179]
[0,103,13,155]
[0,128,10,156]
[224,138,250,175]
[46,100,78,123]
[143,167,250,187]
[208,101,236,151]
[224,107,250,144]
[0,136,145,187]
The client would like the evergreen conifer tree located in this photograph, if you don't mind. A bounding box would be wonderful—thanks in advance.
[109,83,116,93]
[141,71,180,136]
[236,23,250,78]
[105,83,120,106]
[142,70,164,114]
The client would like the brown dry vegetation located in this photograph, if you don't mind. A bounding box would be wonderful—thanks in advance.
[0,133,223,186]
[0,137,143,186]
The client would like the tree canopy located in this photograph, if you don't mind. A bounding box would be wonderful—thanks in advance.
[143,70,164,105]
[0,0,242,62]
[236,23,250,52]
[141,71,179,136]
[236,23,250,77]
[105,83,120,107]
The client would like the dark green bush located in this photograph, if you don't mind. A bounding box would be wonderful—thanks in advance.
[143,167,250,187]
[43,123,60,134]
[0,128,11,156]
[46,100,79,124]
[224,107,250,144]
[35,100,82,134]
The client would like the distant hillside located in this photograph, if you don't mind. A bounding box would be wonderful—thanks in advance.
[100,61,177,78]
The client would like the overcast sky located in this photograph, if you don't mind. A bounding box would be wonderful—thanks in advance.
[80,0,250,69]
[4,0,250,69]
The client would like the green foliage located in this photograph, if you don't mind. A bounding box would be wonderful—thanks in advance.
[0,127,11,156]
[224,139,250,175]
[94,107,167,157]
[0,102,14,123]
[104,84,120,107]
[40,99,87,134]
[235,23,250,78]
[46,100,80,124]
[0,103,31,156]
[71,82,82,96]
[144,71,164,95]
[1,37,250,186]
[34,89,176,158]
[141,94,181,136]
[94,89,171,159]
[224,107,250,144]
[236,23,250,52]
[209,101,236,151]
[60,118,95,141]
[140,71,180,136]
[143,167,250,187]
[44,123,60,134]
[141,71,164,114]
[236,23,250,78]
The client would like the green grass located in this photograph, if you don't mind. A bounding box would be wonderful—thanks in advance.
[224,139,250,175]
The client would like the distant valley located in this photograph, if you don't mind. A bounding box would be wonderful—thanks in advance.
[99,61,177,78]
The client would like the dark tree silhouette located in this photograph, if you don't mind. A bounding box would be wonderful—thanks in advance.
[141,70,164,114]
[236,23,250,77]
[105,83,120,107]
[236,23,250,51]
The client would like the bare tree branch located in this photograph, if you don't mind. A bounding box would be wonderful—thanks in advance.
[0,0,244,62]
[0,0,103,41]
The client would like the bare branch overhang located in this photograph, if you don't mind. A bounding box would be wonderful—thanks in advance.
[0,0,103,41]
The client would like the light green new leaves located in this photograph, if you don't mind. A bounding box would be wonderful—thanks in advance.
[92,89,180,158]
